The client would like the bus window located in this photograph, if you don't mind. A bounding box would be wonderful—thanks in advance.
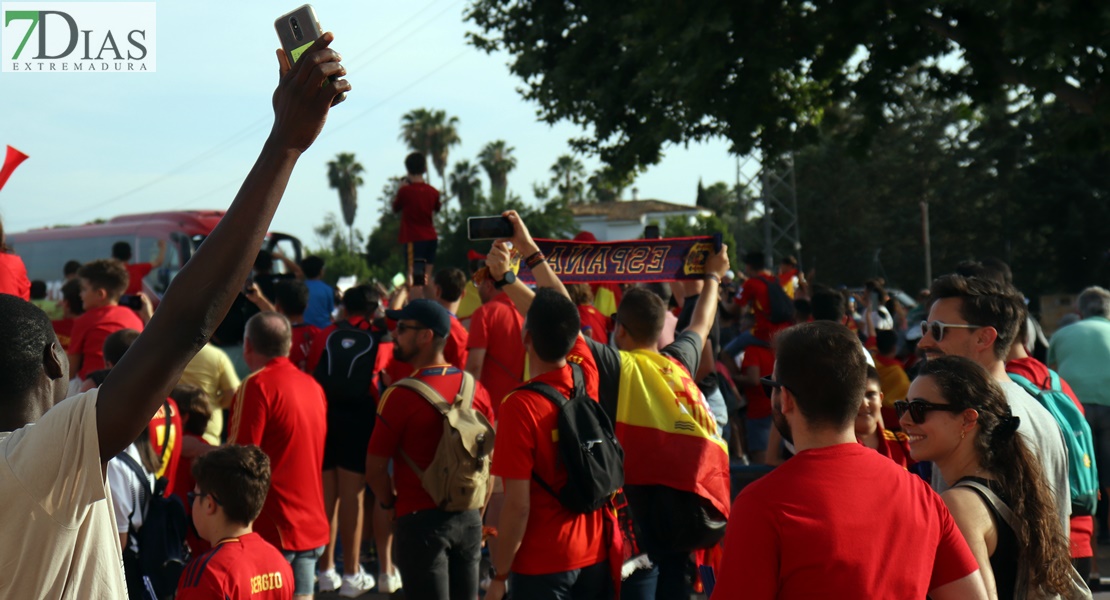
[136,235,186,296]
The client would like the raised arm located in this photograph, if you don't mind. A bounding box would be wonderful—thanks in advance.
[683,246,730,346]
[485,210,568,318]
[150,239,167,269]
[96,34,349,463]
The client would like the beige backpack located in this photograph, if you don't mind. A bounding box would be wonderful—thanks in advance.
[392,372,495,512]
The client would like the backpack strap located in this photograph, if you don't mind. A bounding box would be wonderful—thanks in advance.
[1048,369,1062,393]
[517,365,586,503]
[1006,372,1039,397]
[390,373,475,478]
[117,451,153,537]
[954,479,1018,531]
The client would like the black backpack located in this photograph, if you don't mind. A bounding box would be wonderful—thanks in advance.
[758,275,795,324]
[520,363,624,513]
[313,320,383,405]
[117,421,189,600]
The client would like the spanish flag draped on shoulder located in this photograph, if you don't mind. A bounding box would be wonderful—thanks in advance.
[615,349,731,518]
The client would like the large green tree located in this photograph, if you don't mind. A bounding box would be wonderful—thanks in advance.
[467,1,1110,174]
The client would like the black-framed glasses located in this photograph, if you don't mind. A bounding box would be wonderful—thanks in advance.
[188,490,219,505]
[894,399,965,424]
[921,320,983,342]
[761,376,790,398]
[396,322,429,334]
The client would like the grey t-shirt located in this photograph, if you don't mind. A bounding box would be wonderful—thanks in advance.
[932,377,1071,532]
[585,330,703,425]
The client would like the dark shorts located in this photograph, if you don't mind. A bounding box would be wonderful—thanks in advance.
[323,403,375,473]
[408,239,438,267]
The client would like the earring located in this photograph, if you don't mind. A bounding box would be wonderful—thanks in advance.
[961,430,966,440]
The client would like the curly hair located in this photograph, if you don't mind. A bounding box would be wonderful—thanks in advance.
[917,356,1071,595]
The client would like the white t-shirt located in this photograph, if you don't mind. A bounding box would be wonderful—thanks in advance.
[0,389,128,598]
[108,443,155,553]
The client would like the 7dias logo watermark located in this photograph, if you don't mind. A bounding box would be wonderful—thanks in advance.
[2,2,155,72]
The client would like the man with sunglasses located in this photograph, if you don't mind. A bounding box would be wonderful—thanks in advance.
[919,274,1070,530]
[365,299,495,598]
[714,321,987,599]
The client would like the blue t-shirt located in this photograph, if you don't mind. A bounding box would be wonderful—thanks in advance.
[303,279,335,329]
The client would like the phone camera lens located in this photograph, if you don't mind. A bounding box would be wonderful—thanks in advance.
[290,18,303,40]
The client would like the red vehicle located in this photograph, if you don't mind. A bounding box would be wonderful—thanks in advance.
[7,210,302,298]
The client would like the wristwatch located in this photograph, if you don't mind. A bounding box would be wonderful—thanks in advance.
[492,567,510,583]
[493,271,517,290]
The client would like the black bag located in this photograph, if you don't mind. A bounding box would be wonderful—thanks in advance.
[520,363,625,513]
[117,446,189,599]
[758,275,795,324]
[625,484,728,554]
[313,320,383,405]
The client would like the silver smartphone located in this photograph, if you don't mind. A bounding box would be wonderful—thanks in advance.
[274,5,346,102]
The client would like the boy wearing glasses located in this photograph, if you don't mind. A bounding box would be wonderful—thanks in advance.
[178,444,294,600]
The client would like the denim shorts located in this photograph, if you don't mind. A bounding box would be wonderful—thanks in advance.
[281,545,325,595]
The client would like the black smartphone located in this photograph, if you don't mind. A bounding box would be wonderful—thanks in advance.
[275,5,346,103]
[121,295,143,310]
[644,224,661,239]
[467,216,514,241]
[412,259,427,286]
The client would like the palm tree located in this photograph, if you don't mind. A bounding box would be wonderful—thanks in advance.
[326,152,365,253]
[478,140,517,201]
[549,154,586,204]
[398,108,461,195]
[399,108,435,158]
[449,160,483,209]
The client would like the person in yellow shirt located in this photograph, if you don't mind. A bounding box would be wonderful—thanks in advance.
[179,343,241,445]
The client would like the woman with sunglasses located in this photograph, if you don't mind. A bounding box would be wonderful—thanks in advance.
[899,356,1072,599]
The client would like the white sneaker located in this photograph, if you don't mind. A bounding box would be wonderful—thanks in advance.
[377,570,402,593]
[317,569,341,593]
[339,570,376,598]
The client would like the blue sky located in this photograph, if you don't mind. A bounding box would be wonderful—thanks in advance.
[0,1,744,249]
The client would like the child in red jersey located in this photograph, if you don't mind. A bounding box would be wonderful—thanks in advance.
[67,259,144,382]
[177,445,293,600]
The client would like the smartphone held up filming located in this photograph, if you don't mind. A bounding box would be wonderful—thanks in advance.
[467,216,514,241]
[275,4,346,102]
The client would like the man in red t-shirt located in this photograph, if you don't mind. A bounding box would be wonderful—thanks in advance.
[366,299,494,598]
[1007,338,1095,581]
[735,343,775,463]
[270,280,319,373]
[393,152,441,293]
[483,241,611,600]
[68,259,145,381]
[178,444,294,600]
[228,312,332,598]
[713,322,986,599]
[466,274,525,414]
[112,239,166,296]
[729,251,790,345]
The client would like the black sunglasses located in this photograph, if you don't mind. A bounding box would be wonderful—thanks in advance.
[396,322,429,334]
[760,376,790,399]
[894,399,964,424]
[921,320,983,342]
[187,490,220,505]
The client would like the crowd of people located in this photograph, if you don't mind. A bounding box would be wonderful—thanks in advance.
[0,31,1105,600]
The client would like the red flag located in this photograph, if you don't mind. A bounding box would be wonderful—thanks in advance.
[0,145,29,193]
